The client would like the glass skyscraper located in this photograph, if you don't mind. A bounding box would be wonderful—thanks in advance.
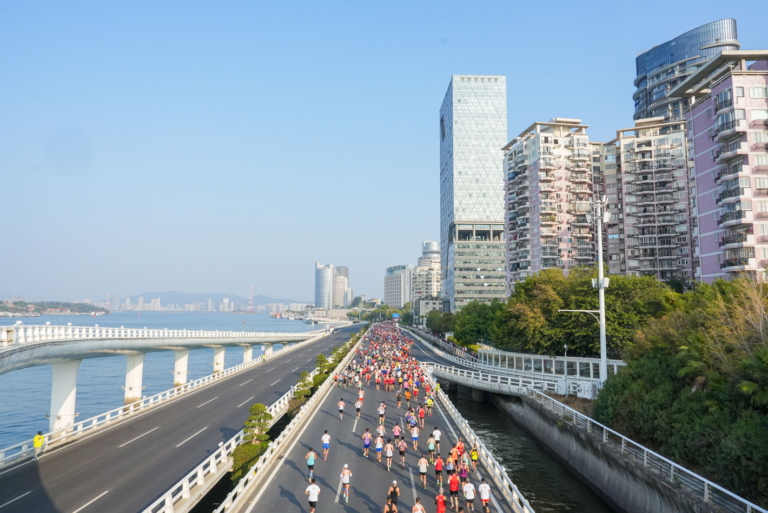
[439,76,508,312]
[634,19,739,121]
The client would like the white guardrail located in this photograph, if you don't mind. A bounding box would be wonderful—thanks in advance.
[408,331,480,369]
[418,362,536,513]
[402,326,478,362]
[0,323,328,347]
[526,388,767,513]
[0,332,328,467]
[428,362,559,395]
[201,330,369,513]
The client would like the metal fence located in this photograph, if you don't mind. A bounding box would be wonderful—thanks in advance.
[0,332,327,467]
[526,388,767,513]
[429,362,559,395]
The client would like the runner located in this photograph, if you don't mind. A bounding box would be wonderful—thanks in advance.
[418,405,426,428]
[411,425,419,451]
[446,453,455,476]
[334,373,339,387]
[355,399,363,419]
[434,453,444,488]
[362,428,373,458]
[383,497,395,513]
[470,444,479,472]
[396,389,402,408]
[435,488,447,513]
[432,427,442,453]
[426,396,433,417]
[418,453,429,489]
[378,402,387,425]
[405,389,411,409]
[359,388,365,405]
[448,472,461,511]
[398,436,407,469]
[459,461,469,485]
[427,434,436,464]
[412,497,425,513]
[375,434,384,462]
[463,480,476,512]
[322,430,331,461]
[338,398,345,420]
[377,423,386,439]
[385,438,395,471]
[478,478,492,513]
[388,480,401,510]
[393,421,401,440]
[306,478,321,513]
[306,447,317,482]
[340,464,352,503]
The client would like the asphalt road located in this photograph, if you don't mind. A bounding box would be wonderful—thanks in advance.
[0,324,363,513]
[239,330,514,513]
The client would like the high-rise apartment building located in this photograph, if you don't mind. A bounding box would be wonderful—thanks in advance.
[606,118,693,282]
[670,51,768,282]
[503,119,595,291]
[333,274,349,308]
[439,75,508,311]
[314,262,334,309]
[336,266,349,280]
[633,20,739,122]
[412,241,441,302]
[384,265,413,308]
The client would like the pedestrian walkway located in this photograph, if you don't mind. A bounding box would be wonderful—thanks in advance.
[237,328,515,513]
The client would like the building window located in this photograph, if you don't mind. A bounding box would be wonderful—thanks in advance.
[751,87,768,99]
[706,108,712,119]
[736,87,744,97]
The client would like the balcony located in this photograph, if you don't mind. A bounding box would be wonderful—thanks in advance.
[716,119,747,141]
[721,257,756,271]
[752,142,768,152]
[750,120,768,129]
[719,210,749,226]
[717,187,746,204]
[715,164,743,183]
[539,172,558,182]
[716,141,748,163]
[715,98,733,113]
[719,233,754,247]
[540,215,557,225]
[657,216,677,225]
[539,159,557,170]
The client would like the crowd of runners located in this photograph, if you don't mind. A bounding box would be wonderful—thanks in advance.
[303,322,494,513]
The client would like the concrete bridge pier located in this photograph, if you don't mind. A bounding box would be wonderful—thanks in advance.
[471,387,486,402]
[174,350,190,387]
[263,344,274,359]
[49,359,82,435]
[213,347,225,373]
[242,345,253,363]
[124,353,145,404]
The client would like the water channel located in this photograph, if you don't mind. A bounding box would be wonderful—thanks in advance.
[445,386,617,513]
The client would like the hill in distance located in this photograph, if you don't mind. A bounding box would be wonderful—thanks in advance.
[122,291,307,307]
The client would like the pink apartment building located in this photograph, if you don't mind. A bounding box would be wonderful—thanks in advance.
[671,51,768,281]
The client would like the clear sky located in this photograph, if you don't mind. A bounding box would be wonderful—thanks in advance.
[1,1,763,303]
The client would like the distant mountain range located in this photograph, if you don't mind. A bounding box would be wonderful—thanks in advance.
[121,291,306,307]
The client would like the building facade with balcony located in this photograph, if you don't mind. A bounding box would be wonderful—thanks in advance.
[671,51,768,281]
[503,119,596,293]
[634,19,740,122]
[439,75,508,311]
[612,118,694,282]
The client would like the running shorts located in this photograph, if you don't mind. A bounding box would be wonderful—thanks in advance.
[323,443,329,450]
[309,501,317,508]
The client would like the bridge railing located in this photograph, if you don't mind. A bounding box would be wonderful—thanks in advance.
[211,329,368,513]
[0,332,327,468]
[0,324,327,347]
[402,326,478,362]
[418,362,535,513]
[428,362,559,394]
[526,388,767,513]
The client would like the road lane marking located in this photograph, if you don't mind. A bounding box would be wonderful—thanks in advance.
[306,359,311,363]
[239,379,253,386]
[334,475,344,503]
[176,427,207,447]
[409,468,418,503]
[237,396,255,408]
[0,461,32,477]
[118,426,161,448]
[435,403,459,442]
[476,471,503,513]
[292,367,299,372]
[352,417,358,433]
[244,379,329,513]
[265,368,275,373]
[197,397,219,408]
[0,492,31,510]
[270,379,281,386]
[72,490,108,513]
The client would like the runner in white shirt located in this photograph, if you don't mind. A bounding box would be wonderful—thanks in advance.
[432,427,442,453]
[378,402,387,425]
[463,481,476,512]
[340,464,353,503]
[377,424,386,438]
[321,430,331,461]
[338,398,345,421]
[478,478,492,513]
[305,478,321,513]
[355,400,362,419]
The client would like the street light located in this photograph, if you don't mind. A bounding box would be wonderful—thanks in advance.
[564,344,569,398]
[559,196,610,388]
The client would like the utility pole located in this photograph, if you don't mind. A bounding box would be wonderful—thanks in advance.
[594,196,609,386]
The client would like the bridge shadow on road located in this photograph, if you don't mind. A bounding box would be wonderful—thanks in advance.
[0,457,67,513]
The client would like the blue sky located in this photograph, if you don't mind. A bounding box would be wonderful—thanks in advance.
[1,1,763,303]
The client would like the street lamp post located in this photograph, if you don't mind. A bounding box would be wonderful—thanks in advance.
[564,344,569,398]
[558,196,610,388]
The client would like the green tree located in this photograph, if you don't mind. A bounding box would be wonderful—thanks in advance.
[452,300,503,346]
[243,403,273,445]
